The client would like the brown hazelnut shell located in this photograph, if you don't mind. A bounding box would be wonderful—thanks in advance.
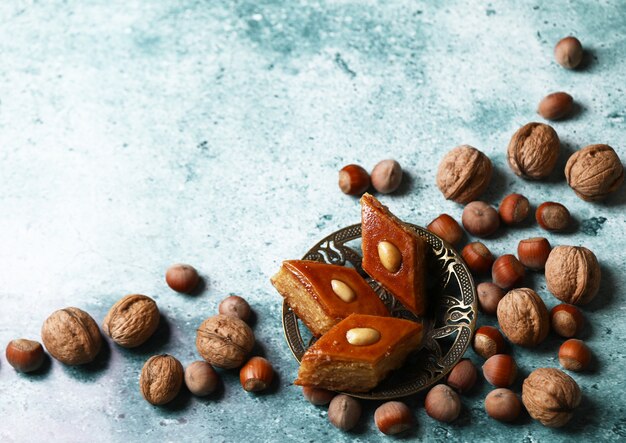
[102,294,160,348]
[41,307,102,365]
[507,123,560,179]
[545,246,601,305]
[436,145,493,204]
[497,288,549,347]
[522,368,581,427]
[565,144,624,201]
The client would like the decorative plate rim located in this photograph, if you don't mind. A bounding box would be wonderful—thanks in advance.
[281,223,477,400]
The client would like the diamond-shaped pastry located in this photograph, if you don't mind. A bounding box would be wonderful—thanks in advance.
[361,193,427,316]
[294,313,423,392]
[271,260,389,336]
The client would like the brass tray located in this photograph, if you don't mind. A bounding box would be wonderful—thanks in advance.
[281,223,477,400]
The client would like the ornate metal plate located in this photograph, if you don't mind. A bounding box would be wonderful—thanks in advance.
[281,223,477,400]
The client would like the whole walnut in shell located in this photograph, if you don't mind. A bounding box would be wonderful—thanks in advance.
[102,294,160,348]
[522,368,581,427]
[545,246,601,305]
[497,288,549,347]
[196,314,255,369]
[436,145,493,204]
[41,307,102,365]
[565,144,624,201]
[140,354,184,405]
[507,122,560,179]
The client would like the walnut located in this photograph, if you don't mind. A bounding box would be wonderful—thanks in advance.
[522,368,581,427]
[545,245,601,305]
[41,307,102,365]
[565,144,624,201]
[196,314,255,369]
[140,354,184,405]
[496,288,549,347]
[102,294,160,348]
[507,122,560,179]
[436,145,493,204]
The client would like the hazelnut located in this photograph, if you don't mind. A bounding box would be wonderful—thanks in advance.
[485,388,522,422]
[374,401,412,435]
[522,368,581,427]
[371,159,403,194]
[565,144,624,201]
[427,214,463,246]
[185,361,219,396]
[240,356,274,392]
[554,36,583,69]
[196,314,255,369]
[559,339,591,372]
[302,386,336,406]
[538,92,574,120]
[5,339,45,372]
[425,384,461,422]
[507,122,560,179]
[218,295,251,322]
[102,294,160,348]
[328,394,362,431]
[462,242,495,275]
[536,202,570,232]
[497,288,549,347]
[462,201,500,237]
[166,263,200,293]
[498,193,530,225]
[447,359,477,393]
[545,245,601,305]
[140,354,184,405]
[550,304,584,338]
[473,326,506,359]
[517,237,551,270]
[41,307,102,365]
[483,354,517,388]
[476,283,505,315]
[339,164,370,196]
[436,145,493,204]
[492,254,525,290]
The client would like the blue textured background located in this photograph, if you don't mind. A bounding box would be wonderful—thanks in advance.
[0,1,624,441]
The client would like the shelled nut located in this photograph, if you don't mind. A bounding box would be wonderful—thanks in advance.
[425,384,461,422]
[331,279,356,303]
[328,395,361,431]
[447,359,477,393]
[462,201,500,237]
[303,387,336,406]
[371,160,403,194]
[538,92,574,120]
[346,328,381,346]
[477,283,505,315]
[378,241,402,273]
[166,263,200,293]
[185,361,219,396]
[554,36,583,69]
[485,388,522,422]
[218,295,252,322]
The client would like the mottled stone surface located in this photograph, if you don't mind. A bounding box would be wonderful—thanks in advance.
[0,1,624,441]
